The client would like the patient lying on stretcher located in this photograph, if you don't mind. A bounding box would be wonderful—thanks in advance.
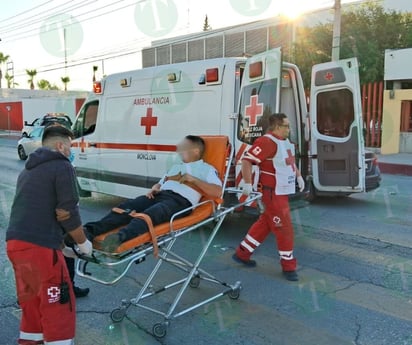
[81,135,222,252]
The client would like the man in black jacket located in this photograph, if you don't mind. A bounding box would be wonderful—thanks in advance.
[6,125,92,345]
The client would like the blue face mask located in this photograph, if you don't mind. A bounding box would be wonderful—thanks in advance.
[69,150,75,163]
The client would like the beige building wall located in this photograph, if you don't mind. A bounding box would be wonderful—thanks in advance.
[381,89,412,154]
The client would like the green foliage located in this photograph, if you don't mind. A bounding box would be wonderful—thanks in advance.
[203,15,212,31]
[288,2,412,87]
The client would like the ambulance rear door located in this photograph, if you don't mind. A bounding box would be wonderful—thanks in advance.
[236,48,282,190]
[309,58,365,193]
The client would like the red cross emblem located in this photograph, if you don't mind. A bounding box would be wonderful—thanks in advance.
[245,95,263,126]
[47,286,60,298]
[324,72,334,81]
[285,149,296,172]
[140,108,158,135]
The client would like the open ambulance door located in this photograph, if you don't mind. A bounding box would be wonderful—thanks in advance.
[235,48,282,197]
[309,58,365,195]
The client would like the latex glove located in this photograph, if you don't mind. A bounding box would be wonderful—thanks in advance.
[62,246,78,259]
[297,176,305,192]
[242,183,253,196]
[77,239,93,256]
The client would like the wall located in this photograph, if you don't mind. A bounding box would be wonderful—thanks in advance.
[381,89,412,154]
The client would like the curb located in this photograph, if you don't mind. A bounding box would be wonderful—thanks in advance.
[378,162,412,176]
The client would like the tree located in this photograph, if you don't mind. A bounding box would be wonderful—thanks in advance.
[61,76,70,91]
[0,52,10,88]
[203,15,212,31]
[93,65,98,82]
[290,2,412,87]
[5,73,14,88]
[26,69,37,89]
[37,79,52,90]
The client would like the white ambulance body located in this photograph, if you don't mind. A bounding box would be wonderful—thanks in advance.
[71,48,366,199]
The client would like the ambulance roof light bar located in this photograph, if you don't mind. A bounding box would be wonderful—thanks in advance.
[93,81,103,94]
[199,68,219,85]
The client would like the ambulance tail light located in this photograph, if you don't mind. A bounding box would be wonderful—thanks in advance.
[93,81,103,94]
[249,61,263,79]
[206,68,219,83]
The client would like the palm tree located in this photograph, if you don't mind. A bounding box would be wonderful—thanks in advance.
[0,52,10,88]
[5,73,14,88]
[37,79,52,90]
[92,65,98,82]
[61,76,70,91]
[26,69,37,89]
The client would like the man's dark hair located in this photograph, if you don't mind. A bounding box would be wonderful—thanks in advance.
[268,113,288,131]
[185,135,205,158]
[42,124,74,144]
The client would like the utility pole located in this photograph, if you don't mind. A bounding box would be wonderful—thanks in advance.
[331,0,341,61]
[64,28,67,75]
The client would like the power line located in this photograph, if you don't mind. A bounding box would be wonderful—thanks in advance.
[0,0,56,24]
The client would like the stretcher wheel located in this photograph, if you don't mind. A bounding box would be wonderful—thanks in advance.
[228,288,241,300]
[189,276,201,288]
[110,308,126,323]
[152,323,167,338]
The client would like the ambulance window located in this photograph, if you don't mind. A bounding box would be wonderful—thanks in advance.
[237,78,278,144]
[72,101,99,138]
[316,89,354,138]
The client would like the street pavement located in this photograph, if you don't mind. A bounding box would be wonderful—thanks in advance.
[0,136,411,345]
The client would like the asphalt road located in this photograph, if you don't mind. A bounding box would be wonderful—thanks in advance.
[0,135,411,345]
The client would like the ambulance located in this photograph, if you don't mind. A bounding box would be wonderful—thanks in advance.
[71,48,379,200]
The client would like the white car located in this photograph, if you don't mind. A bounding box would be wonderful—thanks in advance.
[17,127,44,160]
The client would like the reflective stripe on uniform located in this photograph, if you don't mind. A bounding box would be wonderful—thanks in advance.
[20,331,44,341]
[279,250,294,260]
[240,240,254,253]
[44,339,74,345]
[246,234,260,247]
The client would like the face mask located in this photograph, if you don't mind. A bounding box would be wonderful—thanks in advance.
[68,150,75,163]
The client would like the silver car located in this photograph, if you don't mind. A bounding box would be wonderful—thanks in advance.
[17,127,44,160]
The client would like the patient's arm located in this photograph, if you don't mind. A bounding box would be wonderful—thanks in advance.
[179,174,221,199]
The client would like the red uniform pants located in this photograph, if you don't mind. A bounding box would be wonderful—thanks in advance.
[236,189,297,272]
[7,240,75,345]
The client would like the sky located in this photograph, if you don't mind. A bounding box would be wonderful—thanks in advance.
[0,0,410,91]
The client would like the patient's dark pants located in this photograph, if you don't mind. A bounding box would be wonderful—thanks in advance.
[85,190,192,242]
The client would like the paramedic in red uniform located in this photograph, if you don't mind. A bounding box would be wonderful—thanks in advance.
[6,125,93,345]
[232,113,305,281]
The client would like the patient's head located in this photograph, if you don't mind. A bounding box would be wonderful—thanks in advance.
[177,135,205,163]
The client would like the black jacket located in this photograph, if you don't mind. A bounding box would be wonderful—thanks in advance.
[6,147,82,249]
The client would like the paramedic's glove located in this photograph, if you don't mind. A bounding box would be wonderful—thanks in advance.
[297,176,305,192]
[62,246,78,259]
[242,183,253,196]
[77,239,93,256]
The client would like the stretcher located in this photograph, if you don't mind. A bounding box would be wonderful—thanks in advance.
[74,135,262,338]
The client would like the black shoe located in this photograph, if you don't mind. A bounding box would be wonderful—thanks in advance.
[283,270,299,281]
[101,233,121,252]
[232,253,257,267]
[73,286,90,298]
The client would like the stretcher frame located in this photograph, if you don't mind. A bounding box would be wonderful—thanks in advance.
[74,136,262,338]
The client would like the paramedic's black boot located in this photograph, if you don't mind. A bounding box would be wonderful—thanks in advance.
[232,253,257,267]
[73,285,90,298]
[283,270,299,281]
[101,233,122,252]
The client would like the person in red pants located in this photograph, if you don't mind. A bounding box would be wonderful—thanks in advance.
[232,113,305,281]
[6,125,92,345]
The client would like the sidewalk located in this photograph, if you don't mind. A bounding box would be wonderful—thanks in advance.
[377,153,412,176]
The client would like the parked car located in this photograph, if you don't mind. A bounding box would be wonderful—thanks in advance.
[17,127,44,160]
[21,113,73,137]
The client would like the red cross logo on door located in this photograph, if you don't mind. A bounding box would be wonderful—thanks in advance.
[285,149,296,172]
[324,72,334,81]
[140,108,158,135]
[245,95,263,126]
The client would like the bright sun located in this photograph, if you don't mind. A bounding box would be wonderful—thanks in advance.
[279,0,329,20]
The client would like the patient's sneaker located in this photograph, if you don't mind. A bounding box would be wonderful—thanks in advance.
[101,233,122,252]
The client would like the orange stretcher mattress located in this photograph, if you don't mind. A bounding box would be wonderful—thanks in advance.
[93,201,215,255]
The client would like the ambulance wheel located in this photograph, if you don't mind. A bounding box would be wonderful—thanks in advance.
[152,323,167,338]
[189,275,200,288]
[228,288,241,300]
[18,145,27,160]
[305,180,317,202]
[110,308,126,323]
